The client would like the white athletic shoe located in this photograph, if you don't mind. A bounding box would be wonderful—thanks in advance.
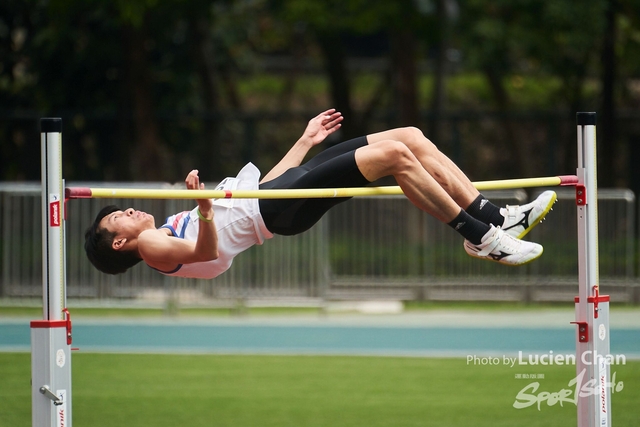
[500,190,557,239]
[464,225,543,266]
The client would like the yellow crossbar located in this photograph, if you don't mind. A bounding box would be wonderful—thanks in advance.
[66,175,577,200]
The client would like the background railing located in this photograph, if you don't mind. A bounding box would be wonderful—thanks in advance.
[1,183,638,306]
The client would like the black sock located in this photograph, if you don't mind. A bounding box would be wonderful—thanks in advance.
[465,194,504,227]
[447,209,492,245]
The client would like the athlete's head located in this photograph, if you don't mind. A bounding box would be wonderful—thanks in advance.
[84,205,154,274]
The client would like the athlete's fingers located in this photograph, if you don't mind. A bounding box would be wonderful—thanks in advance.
[185,169,200,189]
[318,108,336,118]
[317,109,340,125]
[326,113,343,126]
[325,122,342,135]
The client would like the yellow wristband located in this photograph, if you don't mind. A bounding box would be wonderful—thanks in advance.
[197,209,213,223]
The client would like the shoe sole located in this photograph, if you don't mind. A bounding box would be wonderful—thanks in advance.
[515,192,557,239]
[508,246,543,266]
[465,246,544,266]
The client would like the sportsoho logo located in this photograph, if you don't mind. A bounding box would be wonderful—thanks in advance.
[466,351,627,411]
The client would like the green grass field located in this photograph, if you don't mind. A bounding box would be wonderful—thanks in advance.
[1,353,638,427]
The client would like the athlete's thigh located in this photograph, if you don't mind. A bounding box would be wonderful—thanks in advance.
[279,149,368,189]
[300,136,368,170]
[365,128,414,145]
[259,149,369,235]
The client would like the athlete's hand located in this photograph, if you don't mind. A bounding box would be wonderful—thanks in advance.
[301,109,343,147]
[185,169,213,218]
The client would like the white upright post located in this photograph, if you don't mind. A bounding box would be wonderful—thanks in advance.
[574,112,611,427]
[32,118,72,427]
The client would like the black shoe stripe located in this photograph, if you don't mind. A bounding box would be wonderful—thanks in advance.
[490,251,510,261]
[502,207,533,232]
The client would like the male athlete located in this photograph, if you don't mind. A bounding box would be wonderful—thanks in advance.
[85,109,556,278]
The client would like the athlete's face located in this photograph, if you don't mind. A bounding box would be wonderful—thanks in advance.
[99,208,155,241]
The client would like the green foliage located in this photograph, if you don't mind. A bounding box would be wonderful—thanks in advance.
[279,0,412,34]
[2,0,640,181]
[114,0,160,27]
[456,0,609,111]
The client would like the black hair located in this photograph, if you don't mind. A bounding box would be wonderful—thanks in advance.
[84,205,143,275]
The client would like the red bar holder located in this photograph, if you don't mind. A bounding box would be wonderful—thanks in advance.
[576,185,587,205]
[571,321,589,343]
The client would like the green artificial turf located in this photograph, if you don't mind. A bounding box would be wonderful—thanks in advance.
[1,353,637,426]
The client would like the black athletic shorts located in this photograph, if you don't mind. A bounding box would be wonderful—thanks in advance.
[259,136,370,235]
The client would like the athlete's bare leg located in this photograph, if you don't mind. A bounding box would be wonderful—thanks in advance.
[354,140,462,223]
[366,127,478,208]
[353,140,545,266]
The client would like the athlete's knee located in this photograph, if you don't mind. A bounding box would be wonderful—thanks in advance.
[402,126,423,138]
[356,140,417,179]
[396,126,438,153]
[378,140,418,172]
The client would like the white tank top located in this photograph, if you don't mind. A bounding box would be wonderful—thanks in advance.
[156,163,273,279]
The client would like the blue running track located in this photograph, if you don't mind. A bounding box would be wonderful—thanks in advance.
[1,318,639,358]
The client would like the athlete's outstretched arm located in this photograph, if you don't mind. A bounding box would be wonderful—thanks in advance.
[139,169,218,268]
[260,109,343,183]
[184,169,218,260]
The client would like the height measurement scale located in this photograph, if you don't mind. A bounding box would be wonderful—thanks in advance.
[574,112,611,427]
[32,118,73,427]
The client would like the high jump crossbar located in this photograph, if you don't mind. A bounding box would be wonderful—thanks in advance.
[66,175,578,200]
[35,113,610,427]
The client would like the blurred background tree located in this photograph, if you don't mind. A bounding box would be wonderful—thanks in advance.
[2,0,639,189]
